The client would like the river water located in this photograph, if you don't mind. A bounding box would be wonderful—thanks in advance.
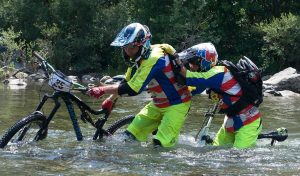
[0,83,300,175]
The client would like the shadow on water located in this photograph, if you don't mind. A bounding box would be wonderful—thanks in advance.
[0,83,300,175]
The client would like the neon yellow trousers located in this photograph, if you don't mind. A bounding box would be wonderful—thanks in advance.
[127,101,191,147]
[213,118,262,149]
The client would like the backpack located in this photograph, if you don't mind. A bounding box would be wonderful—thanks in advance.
[218,56,263,116]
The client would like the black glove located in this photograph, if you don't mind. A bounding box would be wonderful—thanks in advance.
[170,54,186,85]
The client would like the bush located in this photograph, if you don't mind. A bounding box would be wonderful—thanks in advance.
[259,13,300,73]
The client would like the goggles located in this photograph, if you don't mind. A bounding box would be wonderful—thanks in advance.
[122,43,138,49]
[187,56,200,65]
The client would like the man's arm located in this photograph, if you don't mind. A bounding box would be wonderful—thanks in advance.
[88,81,139,98]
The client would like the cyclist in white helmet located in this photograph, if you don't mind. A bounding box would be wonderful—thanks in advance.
[89,23,192,147]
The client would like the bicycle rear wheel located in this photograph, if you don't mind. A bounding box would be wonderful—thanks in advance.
[107,115,135,134]
[0,111,47,148]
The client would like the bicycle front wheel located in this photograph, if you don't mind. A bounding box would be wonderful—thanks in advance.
[107,115,135,135]
[0,111,47,148]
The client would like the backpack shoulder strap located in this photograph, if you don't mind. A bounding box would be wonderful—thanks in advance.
[219,60,239,72]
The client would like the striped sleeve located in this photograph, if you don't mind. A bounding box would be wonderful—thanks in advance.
[191,85,206,95]
[185,66,225,89]
[127,57,165,93]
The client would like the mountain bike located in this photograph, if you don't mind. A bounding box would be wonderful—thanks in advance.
[0,52,288,149]
[195,103,288,146]
[0,52,134,148]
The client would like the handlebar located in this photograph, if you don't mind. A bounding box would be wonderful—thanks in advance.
[72,86,89,95]
[258,127,288,146]
[33,51,45,62]
[33,52,111,116]
[33,52,56,77]
[33,51,87,92]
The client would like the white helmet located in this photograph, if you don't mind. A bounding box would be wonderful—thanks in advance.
[178,43,218,71]
[111,23,151,47]
[111,23,152,66]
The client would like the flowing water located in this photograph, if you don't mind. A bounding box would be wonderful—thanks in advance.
[0,83,300,175]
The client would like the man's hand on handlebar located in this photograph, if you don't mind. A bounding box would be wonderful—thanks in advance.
[101,98,114,113]
[88,87,105,99]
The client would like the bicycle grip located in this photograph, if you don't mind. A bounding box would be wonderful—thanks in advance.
[33,51,45,62]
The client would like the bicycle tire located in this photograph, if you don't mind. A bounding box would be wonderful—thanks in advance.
[107,115,135,135]
[0,111,47,148]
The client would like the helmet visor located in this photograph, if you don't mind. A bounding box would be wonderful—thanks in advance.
[111,24,141,47]
[178,47,198,62]
[110,27,134,47]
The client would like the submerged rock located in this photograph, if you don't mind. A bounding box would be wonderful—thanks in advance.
[2,78,27,89]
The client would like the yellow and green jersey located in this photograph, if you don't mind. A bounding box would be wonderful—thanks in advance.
[125,44,191,108]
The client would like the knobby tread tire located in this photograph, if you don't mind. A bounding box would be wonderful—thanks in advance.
[107,115,135,135]
[0,112,47,148]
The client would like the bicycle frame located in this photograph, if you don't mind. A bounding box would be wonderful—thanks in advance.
[0,52,135,149]
[34,90,110,141]
[31,51,119,142]
[195,103,218,145]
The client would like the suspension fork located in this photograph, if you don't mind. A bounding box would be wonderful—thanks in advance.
[35,93,61,127]
[62,95,83,141]
[34,93,61,140]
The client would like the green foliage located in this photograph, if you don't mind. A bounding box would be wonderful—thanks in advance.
[0,27,26,65]
[259,13,300,73]
[0,27,31,78]
[45,0,132,74]
[1,0,51,41]
[168,0,218,50]
[0,0,299,76]
[127,0,174,43]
